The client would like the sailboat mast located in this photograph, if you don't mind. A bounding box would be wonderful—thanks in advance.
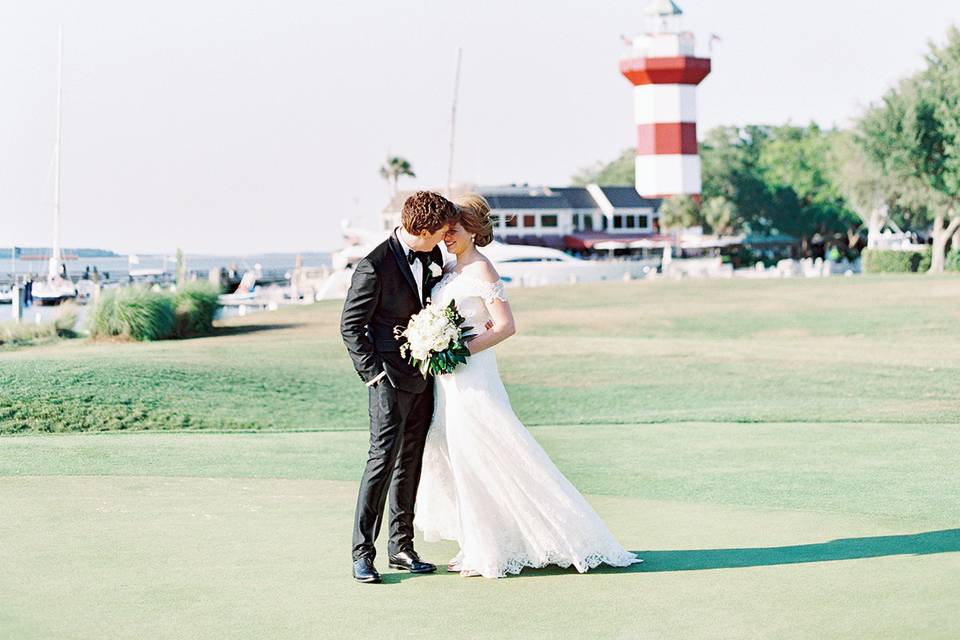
[50,26,63,281]
[445,48,462,198]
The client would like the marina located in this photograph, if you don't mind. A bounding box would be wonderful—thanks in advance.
[2,0,959,637]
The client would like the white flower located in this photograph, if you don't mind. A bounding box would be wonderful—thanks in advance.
[395,299,468,377]
[429,263,443,278]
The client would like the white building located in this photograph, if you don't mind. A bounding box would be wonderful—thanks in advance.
[381,184,668,254]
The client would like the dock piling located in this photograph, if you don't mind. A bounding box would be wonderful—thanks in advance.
[10,285,24,323]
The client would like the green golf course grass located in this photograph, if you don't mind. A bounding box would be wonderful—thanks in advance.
[2,275,959,638]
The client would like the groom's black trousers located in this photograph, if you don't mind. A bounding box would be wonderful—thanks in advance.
[352,378,433,562]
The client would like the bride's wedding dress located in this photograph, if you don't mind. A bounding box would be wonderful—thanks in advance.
[414,268,641,578]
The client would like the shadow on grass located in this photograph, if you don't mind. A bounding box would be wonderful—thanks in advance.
[211,323,304,336]
[513,529,960,577]
[378,571,429,585]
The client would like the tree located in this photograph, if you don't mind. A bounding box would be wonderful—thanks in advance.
[699,126,775,237]
[379,156,416,197]
[859,27,960,273]
[571,148,634,186]
[931,26,960,262]
[657,195,700,252]
[701,197,736,236]
[757,124,860,252]
[830,131,891,248]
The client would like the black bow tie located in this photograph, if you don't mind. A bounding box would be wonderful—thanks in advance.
[407,250,431,266]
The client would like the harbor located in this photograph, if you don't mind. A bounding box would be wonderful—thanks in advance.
[2,0,960,637]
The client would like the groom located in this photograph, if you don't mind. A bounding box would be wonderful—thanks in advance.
[340,190,457,584]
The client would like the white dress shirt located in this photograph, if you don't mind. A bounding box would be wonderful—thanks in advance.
[395,227,424,303]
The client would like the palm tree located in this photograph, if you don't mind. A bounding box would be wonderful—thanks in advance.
[380,156,416,197]
[657,195,701,254]
[701,197,736,236]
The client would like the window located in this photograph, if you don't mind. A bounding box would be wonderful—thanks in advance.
[638,215,649,229]
[490,215,501,228]
[625,216,636,229]
[572,214,580,229]
[505,214,518,228]
[601,216,609,231]
[583,215,594,231]
[613,215,623,229]
[541,214,558,228]
[523,214,536,228]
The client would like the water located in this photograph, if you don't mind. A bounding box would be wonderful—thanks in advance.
[5,251,331,329]
[5,251,331,281]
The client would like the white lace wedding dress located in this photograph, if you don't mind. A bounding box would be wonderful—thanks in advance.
[414,269,641,578]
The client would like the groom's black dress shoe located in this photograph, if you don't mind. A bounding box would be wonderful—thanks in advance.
[352,557,382,584]
[388,549,437,574]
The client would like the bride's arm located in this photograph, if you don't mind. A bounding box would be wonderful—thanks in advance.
[465,262,515,355]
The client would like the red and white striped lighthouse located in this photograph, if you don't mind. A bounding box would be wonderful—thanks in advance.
[620,0,711,201]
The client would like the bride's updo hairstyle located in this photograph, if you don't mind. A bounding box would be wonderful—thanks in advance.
[455,194,494,247]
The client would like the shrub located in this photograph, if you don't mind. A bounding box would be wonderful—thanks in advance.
[0,305,76,347]
[54,302,79,337]
[89,283,221,341]
[0,321,56,346]
[947,249,960,272]
[862,248,932,273]
[89,286,176,341]
[172,281,221,338]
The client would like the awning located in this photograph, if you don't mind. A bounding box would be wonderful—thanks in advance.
[564,232,672,251]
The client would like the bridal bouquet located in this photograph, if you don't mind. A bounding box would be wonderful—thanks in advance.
[394,299,474,378]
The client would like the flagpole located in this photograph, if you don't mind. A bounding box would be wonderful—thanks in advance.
[445,48,462,198]
[49,25,63,282]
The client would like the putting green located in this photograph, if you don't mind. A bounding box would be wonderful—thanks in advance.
[2,428,958,639]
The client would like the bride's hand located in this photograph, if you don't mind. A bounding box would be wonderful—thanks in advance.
[465,320,494,354]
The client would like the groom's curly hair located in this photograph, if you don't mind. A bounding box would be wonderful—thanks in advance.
[402,191,458,235]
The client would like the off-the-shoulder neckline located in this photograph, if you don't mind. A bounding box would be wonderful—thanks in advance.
[438,270,504,286]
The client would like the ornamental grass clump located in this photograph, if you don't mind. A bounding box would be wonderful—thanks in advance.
[90,283,222,341]
[172,281,221,338]
[89,286,176,341]
[0,302,79,347]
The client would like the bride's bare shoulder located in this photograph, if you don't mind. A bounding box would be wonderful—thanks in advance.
[464,256,501,283]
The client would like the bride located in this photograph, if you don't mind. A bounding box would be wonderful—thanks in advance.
[414,195,641,579]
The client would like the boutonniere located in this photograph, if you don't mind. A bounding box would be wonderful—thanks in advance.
[429,262,443,278]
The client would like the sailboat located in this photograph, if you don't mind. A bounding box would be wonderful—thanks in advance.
[33,27,78,306]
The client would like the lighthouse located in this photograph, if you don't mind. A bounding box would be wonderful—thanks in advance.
[620,0,711,201]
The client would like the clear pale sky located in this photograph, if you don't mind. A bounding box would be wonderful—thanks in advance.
[1,0,957,254]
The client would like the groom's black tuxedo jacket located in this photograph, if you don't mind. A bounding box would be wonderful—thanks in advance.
[340,230,444,394]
